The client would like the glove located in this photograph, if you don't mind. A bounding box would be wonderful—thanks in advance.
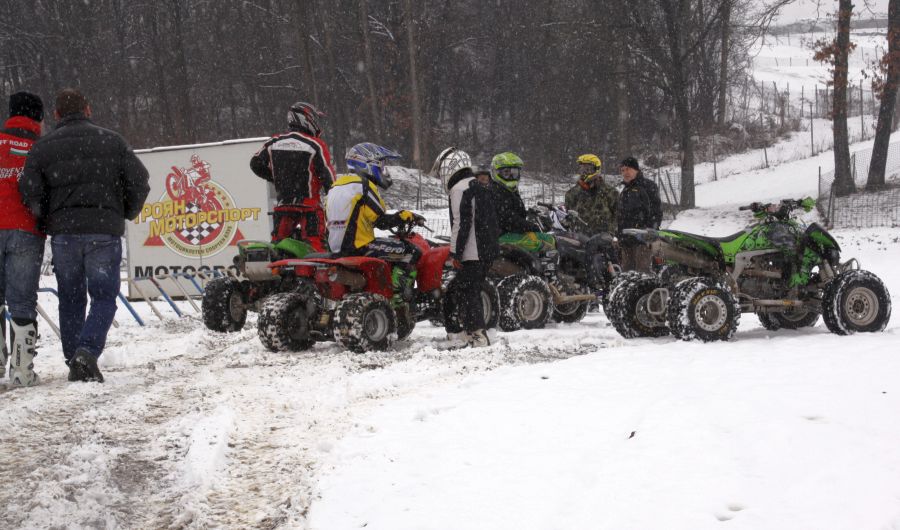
[398,210,416,222]
[800,197,816,212]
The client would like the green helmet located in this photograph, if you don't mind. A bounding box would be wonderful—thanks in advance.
[491,152,524,191]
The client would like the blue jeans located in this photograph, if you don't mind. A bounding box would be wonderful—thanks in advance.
[0,230,45,321]
[51,234,122,361]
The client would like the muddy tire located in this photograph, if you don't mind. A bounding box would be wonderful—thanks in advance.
[822,270,892,335]
[257,292,315,352]
[442,279,500,333]
[667,277,740,342]
[757,309,820,331]
[497,274,553,331]
[601,270,645,318]
[607,274,669,338]
[333,293,397,353]
[202,277,247,332]
[395,306,416,341]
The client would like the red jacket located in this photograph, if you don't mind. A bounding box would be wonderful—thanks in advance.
[0,116,42,235]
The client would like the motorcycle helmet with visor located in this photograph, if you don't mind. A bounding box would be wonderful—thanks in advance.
[491,151,525,191]
[346,142,402,190]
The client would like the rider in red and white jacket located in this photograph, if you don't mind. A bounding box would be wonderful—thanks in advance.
[250,101,336,251]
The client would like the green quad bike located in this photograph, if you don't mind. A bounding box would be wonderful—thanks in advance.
[202,237,317,332]
[607,198,892,341]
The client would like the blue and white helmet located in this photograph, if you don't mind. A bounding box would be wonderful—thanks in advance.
[345,142,402,190]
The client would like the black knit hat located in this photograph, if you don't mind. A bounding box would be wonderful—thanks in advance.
[619,156,640,171]
[9,91,44,122]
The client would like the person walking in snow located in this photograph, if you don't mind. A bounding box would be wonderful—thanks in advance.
[19,88,150,383]
[434,149,500,347]
[250,101,336,252]
[0,91,45,387]
[616,157,662,273]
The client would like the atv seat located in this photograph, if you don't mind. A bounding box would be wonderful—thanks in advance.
[303,252,335,259]
[665,229,746,245]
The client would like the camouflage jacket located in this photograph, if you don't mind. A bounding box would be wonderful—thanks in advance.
[564,180,618,236]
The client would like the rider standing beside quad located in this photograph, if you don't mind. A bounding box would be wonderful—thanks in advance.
[435,149,500,347]
[564,154,618,235]
[325,142,423,303]
[616,157,662,272]
[250,102,335,252]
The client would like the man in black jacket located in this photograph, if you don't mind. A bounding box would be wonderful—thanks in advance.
[19,88,150,383]
[435,149,500,347]
[616,157,662,272]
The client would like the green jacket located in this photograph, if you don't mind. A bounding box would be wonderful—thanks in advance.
[564,180,618,235]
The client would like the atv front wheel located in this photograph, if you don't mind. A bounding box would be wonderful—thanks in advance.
[601,271,645,318]
[822,270,892,335]
[667,277,740,342]
[607,274,669,338]
[497,274,553,331]
[333,293,397,353]
[757,309,820,331]
[202,277,247,332]
[257,292,315,352]
[442,280,500,333]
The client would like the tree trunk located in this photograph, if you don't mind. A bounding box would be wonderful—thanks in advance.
[615,33,631,160]
[318,1,347,161]
[170,0,196,144]
[294,0,319,106]
[663,0,696,209]
[404,0,423,169]
[867,0,900,190]
[833,0,855,197]
[359,0,381,137]
[717,0,732,128]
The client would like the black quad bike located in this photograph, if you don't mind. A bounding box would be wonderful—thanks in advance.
[606,198,891,341]
[486,204,618,332]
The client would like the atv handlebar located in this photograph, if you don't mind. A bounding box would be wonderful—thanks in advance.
[738,197,815,218]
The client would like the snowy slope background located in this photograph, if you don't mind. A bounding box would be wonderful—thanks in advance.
[3,17,900,530]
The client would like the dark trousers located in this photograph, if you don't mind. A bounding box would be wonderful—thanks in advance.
[51,234,122,361]
[456,261,488,333]
[272,205,326,252]
[0,229,44,321]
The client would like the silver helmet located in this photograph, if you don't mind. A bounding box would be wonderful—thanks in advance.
[430,147,472,193]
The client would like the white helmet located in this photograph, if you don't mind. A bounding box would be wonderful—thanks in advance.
[430,147,472,193]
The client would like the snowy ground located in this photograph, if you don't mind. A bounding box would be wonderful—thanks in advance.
[3,125,899,530]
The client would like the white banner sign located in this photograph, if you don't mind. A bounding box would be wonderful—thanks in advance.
[126,138,273,297]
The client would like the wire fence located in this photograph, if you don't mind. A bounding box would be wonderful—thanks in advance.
[818,141,900,228]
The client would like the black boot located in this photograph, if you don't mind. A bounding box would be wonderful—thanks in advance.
[72,348,104,383]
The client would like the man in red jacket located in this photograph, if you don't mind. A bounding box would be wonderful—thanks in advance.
[250,101,335,252]
[0,91,44,387]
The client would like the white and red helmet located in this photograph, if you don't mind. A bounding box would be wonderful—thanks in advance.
[287,101,325,136]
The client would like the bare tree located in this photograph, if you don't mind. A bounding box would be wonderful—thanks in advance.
[867,0,900,190]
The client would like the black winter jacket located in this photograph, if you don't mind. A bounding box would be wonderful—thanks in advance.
[455,177,500,263]
[616,172,662,237]
[489,181,539,234]
[19,114,150,236]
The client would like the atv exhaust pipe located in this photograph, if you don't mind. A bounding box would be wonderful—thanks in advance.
[650,240,716,271]
[547,284,597,305]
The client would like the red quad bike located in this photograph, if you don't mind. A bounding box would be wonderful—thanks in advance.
[257,219,499,353]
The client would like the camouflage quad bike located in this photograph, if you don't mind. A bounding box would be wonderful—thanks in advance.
[607,198,891,341]
[202,237,316,332]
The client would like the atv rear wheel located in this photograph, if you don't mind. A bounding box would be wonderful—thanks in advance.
[822,270,892,335]
[202,277,247,332]
[607,274,669,338]
[757,309,820,331]
[667,277,740,342]
[441,280,500,333]
[497,274,553,331]
[333,293,397,353]
[601,271,645,319]
[257,292,315,352]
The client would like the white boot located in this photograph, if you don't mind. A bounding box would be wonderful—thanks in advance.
[1,319,7,379]
[467,329,491,348]
[9,319,39,387]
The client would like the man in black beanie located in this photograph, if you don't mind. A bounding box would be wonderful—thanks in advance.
[616,157,662,272]
[1,91,45,387]
[19,88,149,383]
